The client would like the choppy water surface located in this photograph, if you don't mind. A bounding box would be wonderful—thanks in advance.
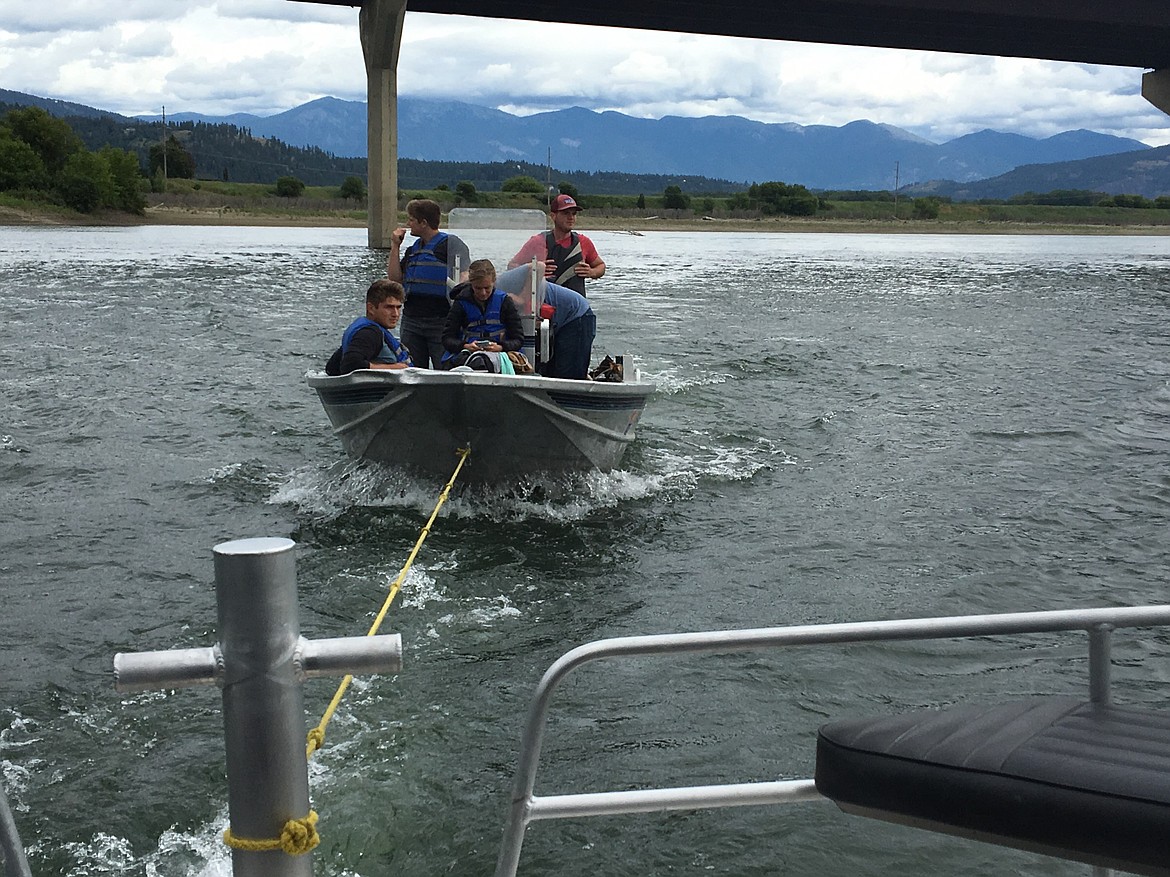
[2,225,1169,876]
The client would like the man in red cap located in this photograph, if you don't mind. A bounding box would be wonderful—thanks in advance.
[508,193,606,296]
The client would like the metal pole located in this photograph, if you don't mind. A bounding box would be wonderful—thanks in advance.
[1088,623,1113,705]
[215,537,313,877]
[0,782,31,877]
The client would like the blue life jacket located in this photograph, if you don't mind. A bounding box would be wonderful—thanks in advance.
[441,290,507,362]
[402,232,451,300]
[342,317,411,365]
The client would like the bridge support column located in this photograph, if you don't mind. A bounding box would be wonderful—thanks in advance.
[1142,69,1170,117]
[360,0,408,249]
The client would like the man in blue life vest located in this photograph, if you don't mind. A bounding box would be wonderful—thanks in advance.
[440,259,524,368]
[507,194,605,296]
[324,279,413,375]
[387,198,471,369]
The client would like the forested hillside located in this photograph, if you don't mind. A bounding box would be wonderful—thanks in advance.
[0,99,741,194]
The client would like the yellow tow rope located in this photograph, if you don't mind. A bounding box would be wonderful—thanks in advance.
[222,447,471,857]
[306,446,471,759]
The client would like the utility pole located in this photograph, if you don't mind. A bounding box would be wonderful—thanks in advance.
[892,161,899,220]
[161,105,167,193]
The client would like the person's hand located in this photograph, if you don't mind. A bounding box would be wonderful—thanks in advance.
[573,263,591,277]
[391,227,407,246]
[543,260,556,278]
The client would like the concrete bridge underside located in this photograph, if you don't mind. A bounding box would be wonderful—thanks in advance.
[296,0,1170,247]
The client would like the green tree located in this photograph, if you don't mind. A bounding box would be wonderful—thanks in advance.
[57,151,114,213]
[99,146,146,214]
[454,180,477,203]
[0,135,48,191]
[502,175,544,193]
[1111,193,1153,209]
[727,192,751,211]
[636,193,646,210]
[911,197,942,219]
[338,175,367,201]
[3,106,82,176]
[557,181,579,198]
[662,185,689,210]
[149,135,195,179]
[275,175,306,197]
[755,181,818,216]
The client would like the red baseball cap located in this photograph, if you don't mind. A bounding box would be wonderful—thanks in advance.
[551,194,581,212]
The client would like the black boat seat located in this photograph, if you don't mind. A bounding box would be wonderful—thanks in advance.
[815,696,1170,876]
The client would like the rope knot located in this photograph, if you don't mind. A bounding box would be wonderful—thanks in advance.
[306,727,325,755]
[280,811,320,855]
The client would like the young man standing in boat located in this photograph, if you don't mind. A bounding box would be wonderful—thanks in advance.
[325,279,413,375]
[440,259,524,368]
[387,198,471,369]
[507,194,605,296]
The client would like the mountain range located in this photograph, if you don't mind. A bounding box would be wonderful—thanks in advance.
[140,95,1154,193]
[4,88,1170,197]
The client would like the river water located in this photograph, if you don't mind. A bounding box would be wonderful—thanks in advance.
[1,224,1169,876]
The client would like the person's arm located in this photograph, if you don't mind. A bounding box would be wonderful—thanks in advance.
[339,326,405,372]
[507,235,542,270]
[442,300,470,355]
[500,295,524,352]
[386,227,407,282]
[576,236,605,280]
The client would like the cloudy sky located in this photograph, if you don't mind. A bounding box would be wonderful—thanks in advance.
[3,0,1169,146]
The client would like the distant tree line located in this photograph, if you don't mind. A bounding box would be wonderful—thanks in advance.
[1005,189,1170,209]
[0,106,145,213]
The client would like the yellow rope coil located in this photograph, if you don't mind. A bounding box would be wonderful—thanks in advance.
[223,810,320,855]
[306,446,471,759]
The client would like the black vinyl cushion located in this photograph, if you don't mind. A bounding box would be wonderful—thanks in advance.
[815,697,1170,876]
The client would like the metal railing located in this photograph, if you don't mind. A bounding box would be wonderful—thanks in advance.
[0,781,31,877]
[496,604,1170,877]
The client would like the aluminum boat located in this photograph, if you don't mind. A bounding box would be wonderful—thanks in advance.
[308,365,652,483]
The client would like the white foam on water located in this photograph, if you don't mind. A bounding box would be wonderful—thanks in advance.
[641,367,730,396]
[62,832,143,876]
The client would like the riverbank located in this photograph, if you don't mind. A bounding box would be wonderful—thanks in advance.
[6,202,1170,235]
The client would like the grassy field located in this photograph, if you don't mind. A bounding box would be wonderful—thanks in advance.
[6,179,1170,234]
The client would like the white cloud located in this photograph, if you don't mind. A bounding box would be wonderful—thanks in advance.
[1,2,1167,146]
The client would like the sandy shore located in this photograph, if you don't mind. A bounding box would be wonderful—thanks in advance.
[5,204,1170,235]
[140,208,1170,236]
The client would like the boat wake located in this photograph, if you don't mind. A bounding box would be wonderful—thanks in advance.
[268,458,676,523]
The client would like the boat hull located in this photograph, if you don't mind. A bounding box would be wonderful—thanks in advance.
[308,368,653,483]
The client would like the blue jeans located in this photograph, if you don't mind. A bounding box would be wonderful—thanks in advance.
[543,310,596,379]
[400,314,447,370]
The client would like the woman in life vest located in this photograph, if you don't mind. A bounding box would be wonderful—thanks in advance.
[440,259,524,369]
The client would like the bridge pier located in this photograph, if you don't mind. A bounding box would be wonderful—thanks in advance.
[1142,69,1170,118]
[360,0,407,250]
